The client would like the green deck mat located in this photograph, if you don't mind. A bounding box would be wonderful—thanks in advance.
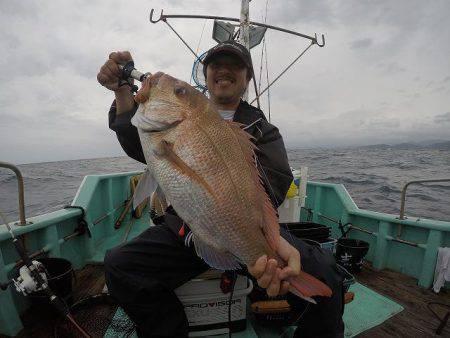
[104,282,403,337]
[342,282,404,337]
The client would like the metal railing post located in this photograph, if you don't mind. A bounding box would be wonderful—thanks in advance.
[0,161,30,225]
[397,178,450,236]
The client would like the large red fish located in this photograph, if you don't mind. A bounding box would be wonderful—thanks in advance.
[131,72,332,301]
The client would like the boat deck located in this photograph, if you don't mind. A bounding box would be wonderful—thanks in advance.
[5,262,450,338]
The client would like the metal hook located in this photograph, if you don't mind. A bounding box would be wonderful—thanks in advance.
[149,9,164,23]
[314,33,325,47]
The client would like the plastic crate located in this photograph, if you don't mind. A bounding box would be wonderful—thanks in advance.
[175,275,253,337]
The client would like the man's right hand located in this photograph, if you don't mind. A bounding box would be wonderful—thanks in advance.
[98,51,136,115]
[97,51,134,92]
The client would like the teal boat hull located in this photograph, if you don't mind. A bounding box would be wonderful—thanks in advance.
[1,171,449,336]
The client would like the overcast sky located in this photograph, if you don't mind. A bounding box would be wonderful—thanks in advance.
[1,0,449,164]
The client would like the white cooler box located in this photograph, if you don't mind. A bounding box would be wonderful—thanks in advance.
[175,271,253,337]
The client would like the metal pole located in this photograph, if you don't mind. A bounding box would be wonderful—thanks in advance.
[149,10,323,45]
[240,0,250,100]
[397,178,450,236]
[0,161,28,225]
[399,178,450,220]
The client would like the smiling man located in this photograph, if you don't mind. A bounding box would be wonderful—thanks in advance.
[99,39,344,338]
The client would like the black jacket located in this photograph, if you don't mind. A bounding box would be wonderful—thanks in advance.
[109,99,293,208]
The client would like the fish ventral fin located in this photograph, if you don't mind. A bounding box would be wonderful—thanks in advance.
[193,236,241,270]
[157,140,215,196]
[133,169,158,209]
[226,121,280,252]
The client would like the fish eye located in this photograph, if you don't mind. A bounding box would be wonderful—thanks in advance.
[174,86,186,96]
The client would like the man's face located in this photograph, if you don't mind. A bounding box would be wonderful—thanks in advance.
[205,53,249,105]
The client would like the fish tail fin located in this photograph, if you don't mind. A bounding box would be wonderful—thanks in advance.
[287,271,333,299]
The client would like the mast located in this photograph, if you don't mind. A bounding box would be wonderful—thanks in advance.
[239,0,250,99]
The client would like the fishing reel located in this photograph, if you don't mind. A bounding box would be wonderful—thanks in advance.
[0,260,48,295]
[13,260,48,296]
[118,61,151,93]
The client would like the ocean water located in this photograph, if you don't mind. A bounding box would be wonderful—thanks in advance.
[1,148,449,224]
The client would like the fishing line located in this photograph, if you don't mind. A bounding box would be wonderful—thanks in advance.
[279,303,310,338]
[253,156,296,245]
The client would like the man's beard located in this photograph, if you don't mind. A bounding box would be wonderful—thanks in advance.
[213,87,246,104]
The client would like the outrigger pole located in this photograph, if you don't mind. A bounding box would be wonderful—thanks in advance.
[120,4,326,109]
[147,4,325,107]
[149,9,325,47]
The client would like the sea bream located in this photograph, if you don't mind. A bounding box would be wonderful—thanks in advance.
[131,72,332,301]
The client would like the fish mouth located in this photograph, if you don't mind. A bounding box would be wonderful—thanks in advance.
[145,120,181,133]
[131,106,181,133]
[133,115,180,133]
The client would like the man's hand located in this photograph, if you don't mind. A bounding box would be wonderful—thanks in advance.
[248,237,301,297]
[98,51,136,115]
[97,51,134,92]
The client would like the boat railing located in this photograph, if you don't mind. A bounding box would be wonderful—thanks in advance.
[317,211,424,248]
[398,178,450,236]
[0,161,30,226]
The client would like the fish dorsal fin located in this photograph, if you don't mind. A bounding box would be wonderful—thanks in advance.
[193,236,241,270]
[155,140,215,196]
[133,169,158,209]
[226,121,280,252]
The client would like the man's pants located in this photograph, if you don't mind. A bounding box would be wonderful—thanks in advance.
[104,222,345,337]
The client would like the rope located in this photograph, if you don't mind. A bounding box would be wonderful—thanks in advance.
[64,205,91,238]
[251,41,314,105]
[259,0,269,95]
[264,37,271,122]
[163,20,200,61]
[195,19,207,57]
[190,19,207,86]
[257,31,265,94]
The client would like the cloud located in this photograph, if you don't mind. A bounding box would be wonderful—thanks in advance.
[350,38,373,50]
[376,62,406,74]
[1,0,449,163]
[434,112,450,124]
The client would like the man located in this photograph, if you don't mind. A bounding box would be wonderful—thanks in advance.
[98,40,344,337]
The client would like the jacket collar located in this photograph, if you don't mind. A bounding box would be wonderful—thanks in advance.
[233,100,268,126]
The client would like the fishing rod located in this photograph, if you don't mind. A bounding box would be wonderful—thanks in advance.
[0,212,91,338]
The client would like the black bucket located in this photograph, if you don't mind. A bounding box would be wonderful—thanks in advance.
[28,257,74,310]
[335,238,369,273]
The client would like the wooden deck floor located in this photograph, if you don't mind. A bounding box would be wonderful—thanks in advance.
[356,263,450,337]
[357,264,450,337]
[4,262,450,337]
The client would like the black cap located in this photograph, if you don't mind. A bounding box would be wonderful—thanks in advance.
[203,40,253,78]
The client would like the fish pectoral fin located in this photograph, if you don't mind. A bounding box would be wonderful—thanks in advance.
[156,140,215,196]
[193,236,241,270]
[133,169,158,210]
